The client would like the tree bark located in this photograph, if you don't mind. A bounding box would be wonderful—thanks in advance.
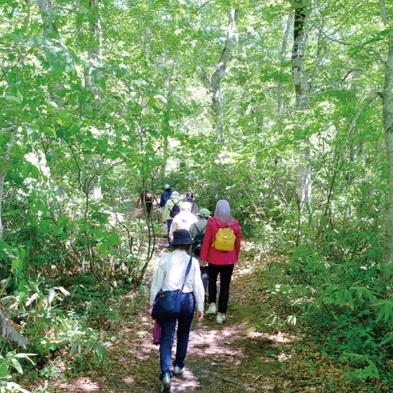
[0,311,28,347]
[278,12,294,116]
[292,0,311,217]
[292,0,310,111]
[0,127,17,240]
[200,9,237,197]
[210,8,237,143]
[379,0,393,265]
[36,0,58,37]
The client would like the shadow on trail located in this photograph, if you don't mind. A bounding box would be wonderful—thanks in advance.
[52,257,296,393]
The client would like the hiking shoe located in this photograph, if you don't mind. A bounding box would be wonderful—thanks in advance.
[173,366,184,375]
[160,373,171,393]
[216,314,226,324]
[206,303,217,314]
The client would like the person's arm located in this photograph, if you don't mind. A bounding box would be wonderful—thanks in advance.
[163,200,171,221]
[233,221,242,258]
[191,258,205,321]
[189,223,197,238]
[200,219,213,261]
[150,260,165,305]
[169,219,177,242]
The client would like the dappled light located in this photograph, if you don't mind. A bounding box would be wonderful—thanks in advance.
[2,0,393,391]
[56,378,100,392]
[49,257,298,393]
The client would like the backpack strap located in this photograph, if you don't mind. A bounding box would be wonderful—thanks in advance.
[181,257,192,291]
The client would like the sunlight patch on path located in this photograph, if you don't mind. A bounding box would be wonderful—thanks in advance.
[56,378,100,392]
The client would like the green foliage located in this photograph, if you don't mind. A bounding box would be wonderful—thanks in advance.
[1,0,393,390]
[0,351,35,393]
[0,272,110,390]
[266,252,393,390]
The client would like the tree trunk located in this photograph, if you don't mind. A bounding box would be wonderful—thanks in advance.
[292,0,311,223]
[0,127,17,240]
[36,0,58,37]
[380,0,393,265]
[210,9,237,143]
[0,311,28,347]
[292,0,310,111]
[200,9,237,196]
[278,12,294,116]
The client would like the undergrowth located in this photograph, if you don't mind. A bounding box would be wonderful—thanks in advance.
[256,247,393,393]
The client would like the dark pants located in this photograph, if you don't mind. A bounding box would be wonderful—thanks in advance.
[166,219,173,246]
[208,263,234,314]
[200,266,209,294]
[159,292,195,379]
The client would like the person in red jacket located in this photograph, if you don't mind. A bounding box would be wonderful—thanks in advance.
[200,199,242,324]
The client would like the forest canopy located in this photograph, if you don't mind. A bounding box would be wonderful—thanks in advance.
[1,0,393,391]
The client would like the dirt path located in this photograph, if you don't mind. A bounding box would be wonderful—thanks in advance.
[48,247,288,393]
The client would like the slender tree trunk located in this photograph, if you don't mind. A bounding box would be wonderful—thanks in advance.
[278,12,293,116]
[200,9,237,196]
[292,0,310,110]
[210,9,237,143]
[36,0,58,36]
[292,0,311,224]
[0,127,17,240]
[379,0,393,265]
[87,0,102,99]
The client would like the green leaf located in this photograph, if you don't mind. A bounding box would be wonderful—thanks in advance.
[4,95,21,104]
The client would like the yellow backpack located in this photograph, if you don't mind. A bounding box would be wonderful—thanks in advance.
[213,227,236,251]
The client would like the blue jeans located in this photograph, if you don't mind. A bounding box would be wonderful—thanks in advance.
[159,292,195,380]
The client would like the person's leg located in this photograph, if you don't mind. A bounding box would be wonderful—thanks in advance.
[173,293,195,370]
[146,203,152,221]
[200,266,209,295]
[217,264,235,314]
[208,263,220,305]
[166,219,173,246]
[159,316,177,379]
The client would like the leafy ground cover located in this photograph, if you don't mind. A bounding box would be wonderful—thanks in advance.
[22,241,371,393]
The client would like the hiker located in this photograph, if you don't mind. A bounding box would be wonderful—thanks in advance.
[200,200,242,324]
[135,190,157,220]
[150,229,204,393]
[160,184,172,213]
[184,191,198,215]
[163,191,182,246]
[189,208,211,296]
[169,202,198,244]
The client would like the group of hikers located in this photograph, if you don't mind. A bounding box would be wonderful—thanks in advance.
[146,183,242,393]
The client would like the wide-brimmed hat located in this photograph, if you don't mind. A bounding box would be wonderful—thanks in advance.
[171,191,180,198]
[198,208,211,218]
[181,202,192,211]
[171,229,193,246]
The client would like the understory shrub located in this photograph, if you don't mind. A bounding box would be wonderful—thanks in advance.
[267,249,393,391]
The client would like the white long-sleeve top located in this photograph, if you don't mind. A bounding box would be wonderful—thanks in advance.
[150,250,205,312]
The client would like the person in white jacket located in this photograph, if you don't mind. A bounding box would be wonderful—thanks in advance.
[169,202,198,243]
[150,229,204,393]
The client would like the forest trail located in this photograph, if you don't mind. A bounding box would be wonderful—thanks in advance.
[46,211,293,393]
